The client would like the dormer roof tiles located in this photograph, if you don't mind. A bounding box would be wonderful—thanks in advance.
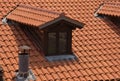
[6,5,84,29]
[96,2,120,17]
[6,5,60,27]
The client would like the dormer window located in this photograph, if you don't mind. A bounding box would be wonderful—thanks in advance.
[48,32,68,55]
[48,31,69,56]
[4,5,84,61]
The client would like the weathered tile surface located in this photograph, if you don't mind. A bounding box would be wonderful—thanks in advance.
[0,0,120,81]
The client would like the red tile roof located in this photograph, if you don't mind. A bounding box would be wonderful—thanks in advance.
[6,5,84,28]
[96,2,120,17]
[0,0,120,81]
[6,5,60,27]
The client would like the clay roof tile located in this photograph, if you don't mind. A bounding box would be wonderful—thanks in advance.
[0,0,120,81]
[96,2,120,17]
[6,4,84,29]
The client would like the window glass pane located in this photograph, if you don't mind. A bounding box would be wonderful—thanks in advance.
[48,33,56,54]
[59,32,67,53]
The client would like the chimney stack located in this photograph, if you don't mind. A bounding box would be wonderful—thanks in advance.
[15,45,36,81]
[18,45,30,78]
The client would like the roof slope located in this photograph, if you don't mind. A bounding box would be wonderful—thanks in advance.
[0,0,120,81]
[95,2,120,17]
[6,4,60,27]
[6,5,84,28]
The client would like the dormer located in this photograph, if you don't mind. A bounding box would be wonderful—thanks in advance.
[95,2,120,26]
[3,5,84,61]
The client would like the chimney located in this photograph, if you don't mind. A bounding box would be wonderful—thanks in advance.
[15,45,36,81]
[18,45,30,78]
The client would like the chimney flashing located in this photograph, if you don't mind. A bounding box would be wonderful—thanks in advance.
[15,69,36,81]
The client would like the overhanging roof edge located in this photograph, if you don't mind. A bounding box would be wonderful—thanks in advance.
[39,16,84,30]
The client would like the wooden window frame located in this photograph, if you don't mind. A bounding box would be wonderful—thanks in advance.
[46,31,72,56]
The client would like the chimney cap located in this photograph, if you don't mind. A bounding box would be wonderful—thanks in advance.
[19,45,31,54]
[19,45,31,50]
